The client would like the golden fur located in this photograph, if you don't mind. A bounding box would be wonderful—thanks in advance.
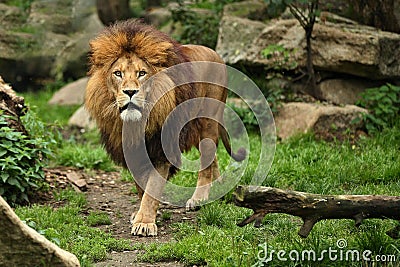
[85,19,245,236]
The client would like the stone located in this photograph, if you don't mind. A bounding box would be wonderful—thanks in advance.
[348,0,400,34]
[68,105,95,129]
[222,0,270,21]
[0,0,102,89]
[0,196,80,266]
[0,3,25,29]
[216,16,266,65]
[318,78,382,105]
[145,7,172,28]
[217,16,400,80]
[48,77,88,106]
[274,102,367,140]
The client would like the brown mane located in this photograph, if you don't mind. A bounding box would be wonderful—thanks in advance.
[88,20,187,74]
[85,20,196,170]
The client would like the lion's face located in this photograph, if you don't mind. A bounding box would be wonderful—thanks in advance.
[110,54,155,122]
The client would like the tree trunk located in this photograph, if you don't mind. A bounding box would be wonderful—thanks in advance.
[0,76,27,134]
[96,0,131,26]
[305,28,320,99]
[233,185,400,238]
[349,0,400,34]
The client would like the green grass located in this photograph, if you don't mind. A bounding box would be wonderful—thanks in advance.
[15,190,133,267]
[138,125,400,266]
[16,83,400,266]
[21,85,117,171]
[22,82,80,126]
[54,140,116,171]
[86,211,112,227]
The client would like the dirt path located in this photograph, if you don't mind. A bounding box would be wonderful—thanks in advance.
[79,170,193,266]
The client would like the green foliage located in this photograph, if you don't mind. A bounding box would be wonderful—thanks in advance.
[261,44,298,71]
[228,104,259,129]
[171,0,243,48]
[55,139,116,171]
[171,4,219,48]
[0,110,59,205]
[5,0,34,11]
[22,81,79,125]
[15,191,133,265]
[356,83,400,133]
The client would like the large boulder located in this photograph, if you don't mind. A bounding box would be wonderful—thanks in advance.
[216,16,400,80]
[68,105,95,129]
[216,16,266,65]
[274,102,367,140]
[0,0,103,90]
[48,77,88,106]
[348,0,400,34]
[222,0,270,21]
[0,196,80,266]
[318,78,381,105]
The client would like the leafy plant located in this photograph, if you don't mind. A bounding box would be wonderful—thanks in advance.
[356,83,400,133]
[261,44,298,71]
[171,4,220,48]
[5,0,34,11]
[0,110,59,205]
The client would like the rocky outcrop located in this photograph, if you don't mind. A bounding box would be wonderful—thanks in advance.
[274,102,367,140]
[222,0,270,21]
[0,0,103,90]
[68,106,95,129]
[318,78,380,105]
[216,16,400,80]
[0,196,80,267]
[48,77,87,106]
[216,16,266,65]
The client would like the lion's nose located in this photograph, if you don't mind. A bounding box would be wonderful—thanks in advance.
[122,89,139,98]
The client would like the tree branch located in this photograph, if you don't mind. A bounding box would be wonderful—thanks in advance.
[234,186,400,238]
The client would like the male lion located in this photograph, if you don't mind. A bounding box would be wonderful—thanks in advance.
[85,19,245,236]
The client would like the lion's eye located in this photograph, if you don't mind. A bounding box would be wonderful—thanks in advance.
[113,71,122,78]
[138,70,147,78]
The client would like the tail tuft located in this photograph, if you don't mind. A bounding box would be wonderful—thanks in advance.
[219,124,247,162]
[231,147,247,162]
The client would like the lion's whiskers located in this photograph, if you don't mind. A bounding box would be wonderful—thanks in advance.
[103,101,118,117]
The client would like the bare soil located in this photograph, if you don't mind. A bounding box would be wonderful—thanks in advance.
[42,167,195,267]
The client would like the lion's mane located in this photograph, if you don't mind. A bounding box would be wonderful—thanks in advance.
[85,20,198,175]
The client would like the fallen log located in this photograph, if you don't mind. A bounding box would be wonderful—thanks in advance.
[233,186,400,238]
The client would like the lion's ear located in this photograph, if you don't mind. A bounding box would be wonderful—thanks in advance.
[89,33,128,68]
[132,34,175,66]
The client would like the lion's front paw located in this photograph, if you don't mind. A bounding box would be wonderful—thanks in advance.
[186,197,203,211]
[131,222,158,236]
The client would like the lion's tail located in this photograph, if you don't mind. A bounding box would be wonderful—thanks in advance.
[219,124,247,162]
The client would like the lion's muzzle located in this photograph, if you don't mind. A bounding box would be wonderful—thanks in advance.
[119,102,142,113]
[119,101,143,122]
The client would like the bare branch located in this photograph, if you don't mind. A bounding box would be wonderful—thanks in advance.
[234,186,400,238]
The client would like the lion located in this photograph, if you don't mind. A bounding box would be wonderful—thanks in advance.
[85,19,245,236]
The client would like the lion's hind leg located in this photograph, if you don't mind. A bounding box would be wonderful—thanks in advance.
[186,120,219,210]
